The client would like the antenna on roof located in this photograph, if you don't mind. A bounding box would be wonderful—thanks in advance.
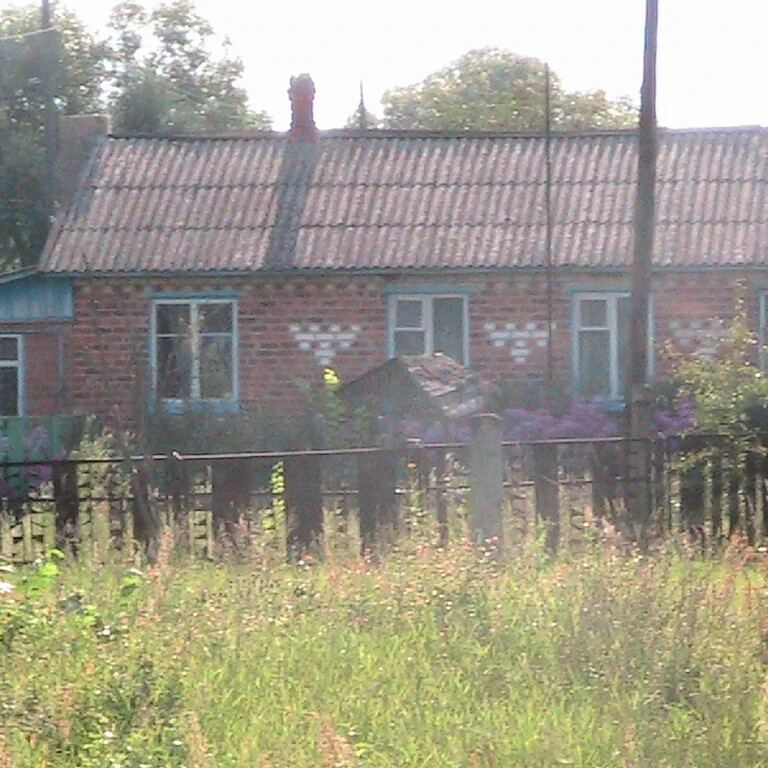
[544,62,555,399]
[357,81,369,130]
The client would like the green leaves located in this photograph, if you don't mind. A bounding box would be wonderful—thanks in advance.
[119,569,145,600]
[0,1,272,269]
[671,304,768,442]
[382,48,637,132]
[107,0,271,134]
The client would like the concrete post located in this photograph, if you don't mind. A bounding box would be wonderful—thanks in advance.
[469,413,504,556]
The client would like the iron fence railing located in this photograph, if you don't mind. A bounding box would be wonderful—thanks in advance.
[0,434,764,562]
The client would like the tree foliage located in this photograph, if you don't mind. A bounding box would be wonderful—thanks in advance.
[670,306,768,440]
[381,48,637,132]
[0,3,107,265]
[0,0,270,267]
[107,0,271,134]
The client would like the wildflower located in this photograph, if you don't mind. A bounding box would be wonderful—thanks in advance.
[0,581,12,594]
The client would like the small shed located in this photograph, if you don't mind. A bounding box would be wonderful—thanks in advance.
[338,354,492,443]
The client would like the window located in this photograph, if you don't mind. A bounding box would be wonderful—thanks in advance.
[152,300,237,404]
[760,293,768,369]
[0,335,22,416]
[388,294,468,364]
[573,293,631,401]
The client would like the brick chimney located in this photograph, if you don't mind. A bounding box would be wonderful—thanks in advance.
[288,74,317,140]
[56,114,111,208]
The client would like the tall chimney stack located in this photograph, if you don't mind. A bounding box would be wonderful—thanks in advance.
[288,74,317,140]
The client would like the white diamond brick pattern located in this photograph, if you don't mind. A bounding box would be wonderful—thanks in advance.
[484,322,550,363]
[289,324,361,366]
[667,319,730,359]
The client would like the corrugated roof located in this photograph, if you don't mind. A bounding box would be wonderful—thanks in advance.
[39,127,768,274]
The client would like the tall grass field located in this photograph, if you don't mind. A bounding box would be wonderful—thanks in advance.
[3,535,768,767]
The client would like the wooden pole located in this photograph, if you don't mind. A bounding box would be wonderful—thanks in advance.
[40,0,57,219]
[357,450,397,555]
[284,454,324,560]
[53,461,79,554]
[627,0,659,538]
[629,0,658,392]
[435,449,449,548]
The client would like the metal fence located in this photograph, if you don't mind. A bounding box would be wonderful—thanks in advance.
[0,433,764,563]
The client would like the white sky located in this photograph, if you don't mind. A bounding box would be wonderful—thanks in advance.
[18,0,768,130]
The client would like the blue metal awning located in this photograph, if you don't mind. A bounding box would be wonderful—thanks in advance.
[0,271,73,322]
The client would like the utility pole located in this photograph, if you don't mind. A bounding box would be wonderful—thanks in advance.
[627,0,659,538]
[41,0,58,218]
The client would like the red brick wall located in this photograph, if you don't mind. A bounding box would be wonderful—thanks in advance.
[652,272,750,366]
[0,324,65,416]
[21,268,766,425]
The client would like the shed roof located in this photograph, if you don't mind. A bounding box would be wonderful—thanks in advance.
[339,354,489,423]
[39,126,768,274]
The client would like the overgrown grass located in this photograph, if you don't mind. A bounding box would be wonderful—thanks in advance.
[3,534,768,767]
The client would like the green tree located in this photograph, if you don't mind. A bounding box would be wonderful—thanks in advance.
[107,0,271,134]
[381,48,637,132]
[0,0,271,267]
[0,3,107,266]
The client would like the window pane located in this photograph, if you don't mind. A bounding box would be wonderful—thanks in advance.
[199,303,233,334]
[580,299,607,327]
[617,296,631,398]
[156,304,190,336]
[433,297,465,363]
[0,337,18,361]
[395,300,422,329]
[394,330,425,356]
[157,336,192,398]
[0,368,18,416]
[199,337,233,398]
[578,329,610,399]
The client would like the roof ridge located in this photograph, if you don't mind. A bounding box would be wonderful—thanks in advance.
[106,125,768,142]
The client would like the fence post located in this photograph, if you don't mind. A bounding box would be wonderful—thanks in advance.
[679,435,706,545]
[744,450,759,545]
[727,446,740,537]
[590,443,608,525]
[469,413,504,556]
[710,445,724,541]
[211,460,252,546]
[652,438,666,532]
[106,464,128,550]
[357,449,398,555]
[284,454,323,561]
[53,461,79,554]
[167,453,186,526]
[762,451,768,543]
[131,458,160,562]
[435,449,449,548]
[533,442,559,554]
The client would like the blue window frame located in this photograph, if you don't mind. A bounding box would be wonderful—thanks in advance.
[150,299,238,407]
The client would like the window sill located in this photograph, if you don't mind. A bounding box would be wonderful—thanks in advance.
[155,398,240,415]
[575,397,627,413]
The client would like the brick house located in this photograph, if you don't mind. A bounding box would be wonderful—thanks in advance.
[1,76,766,430]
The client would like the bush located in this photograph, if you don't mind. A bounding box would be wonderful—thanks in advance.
[669,308,768,441]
